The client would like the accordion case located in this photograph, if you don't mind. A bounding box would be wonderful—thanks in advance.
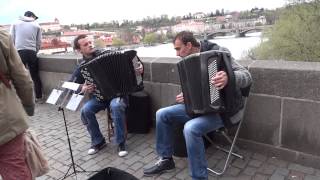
[177,50,236,117]
[80,50,143,100]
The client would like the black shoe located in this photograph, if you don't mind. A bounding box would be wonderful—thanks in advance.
[88,140,106,155]
[143,158,175,176]
[118,142,128,157]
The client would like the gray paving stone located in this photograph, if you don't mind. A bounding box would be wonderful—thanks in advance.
[315,169,320,177]
[124,154,142,166]
[26,104,320,180]
[224,166,241,176]
[267,157,288,168]
[305,175,320,180]
[248,159,263,167]
[243,166,258,176]
[176,168,190,180]
[288,163,315,174]
[207,156,220,168]
[270,173,285,180]
[138,147,154,157]
[130,162,144,171]
[253,173,269,180]
[252,153,268,162]
[158,168,178,179]
[287,170,305,180]
[232,157,249,169]
[131,169,144,179]
[257,163,277,175]
[232,174,252,180]
[218,177,236,180]
[274,167,290,176]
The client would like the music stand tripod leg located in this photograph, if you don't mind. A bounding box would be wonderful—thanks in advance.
[57,106,99,180]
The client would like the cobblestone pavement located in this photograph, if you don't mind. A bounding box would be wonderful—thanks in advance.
[27,104,320,180]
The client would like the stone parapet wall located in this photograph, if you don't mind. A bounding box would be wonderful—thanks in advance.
[38,54,320,169]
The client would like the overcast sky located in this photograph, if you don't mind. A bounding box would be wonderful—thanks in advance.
[0,0,287,25]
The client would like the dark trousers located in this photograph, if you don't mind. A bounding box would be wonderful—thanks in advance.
[18,50,42,98]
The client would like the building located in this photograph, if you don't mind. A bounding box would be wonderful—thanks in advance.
[60,30,94,45]
[40,18,62,32]
[193,12,206,19]
[172,19,205,33]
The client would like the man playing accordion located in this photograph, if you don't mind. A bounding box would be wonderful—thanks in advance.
[70,35,143,157]
[143,31,252,180]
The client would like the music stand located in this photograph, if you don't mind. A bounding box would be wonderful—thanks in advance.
[46,82,99,179]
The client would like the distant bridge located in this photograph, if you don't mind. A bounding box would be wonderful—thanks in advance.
[195,25,272,39]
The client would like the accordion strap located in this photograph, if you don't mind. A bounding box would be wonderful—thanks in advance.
[136,56,144,78]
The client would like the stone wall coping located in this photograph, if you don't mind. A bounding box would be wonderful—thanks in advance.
[38,54,320,74]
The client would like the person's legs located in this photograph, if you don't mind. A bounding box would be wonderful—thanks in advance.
[18,50,43,99]
[156,104,191,158]
[0,134,32,180]
[183,113,224,180]
[109,97,127,144]
[109,97,128,156]
[17,50,28,67]
[144,104,191,176]
[81,98,108,148]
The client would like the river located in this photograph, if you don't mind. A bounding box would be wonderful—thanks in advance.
[134,32,263,60]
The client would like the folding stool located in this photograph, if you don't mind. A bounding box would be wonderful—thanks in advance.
[205,85,251,175]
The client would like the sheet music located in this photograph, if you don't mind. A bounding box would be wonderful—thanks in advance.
[46,89,63,105]
[66,94,84,111]
[62,81,80,91]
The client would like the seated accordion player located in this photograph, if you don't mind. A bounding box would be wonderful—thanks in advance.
[80,50,143,100]
[177,50,236,118]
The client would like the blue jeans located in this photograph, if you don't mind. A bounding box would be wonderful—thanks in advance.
[156,104,224,180]
[81,96,127,147]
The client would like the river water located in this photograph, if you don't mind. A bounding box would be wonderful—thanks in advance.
[135,32,263,60]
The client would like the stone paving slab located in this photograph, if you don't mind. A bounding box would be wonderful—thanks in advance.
[21,104,320,180]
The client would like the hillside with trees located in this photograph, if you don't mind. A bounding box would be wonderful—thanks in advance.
[250,0,320,61]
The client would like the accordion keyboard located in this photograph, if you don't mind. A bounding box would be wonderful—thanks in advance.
[208,59,220,104]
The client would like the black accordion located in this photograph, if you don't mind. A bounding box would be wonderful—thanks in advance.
[177,50,236,117]
[80,50,143,100]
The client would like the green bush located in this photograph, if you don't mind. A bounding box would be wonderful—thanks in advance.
[251,0,320,61]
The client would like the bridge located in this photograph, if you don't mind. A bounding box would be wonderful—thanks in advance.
[195,25,271,39]
[36,55,320,180]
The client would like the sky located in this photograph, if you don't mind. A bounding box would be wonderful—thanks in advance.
[0,0,287,25]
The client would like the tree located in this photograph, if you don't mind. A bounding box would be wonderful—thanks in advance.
[118,28,135,44]
[112,37,126,47]
[157,32,167,44]
[94,39,106,48]
[143,33,157,45]
[251,0,320,61]
[62,25,70,30]
[215,9,221,16]
[262,9,281,25]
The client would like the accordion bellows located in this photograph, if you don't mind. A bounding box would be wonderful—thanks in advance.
[80,50,143,100]
[177,50,235,117]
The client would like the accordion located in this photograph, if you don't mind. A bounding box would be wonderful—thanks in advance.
[177,50,236,117]
[80,50,143,100]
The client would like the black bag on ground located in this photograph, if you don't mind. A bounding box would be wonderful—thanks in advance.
[127,90,152,134]
[88,167,139,180]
